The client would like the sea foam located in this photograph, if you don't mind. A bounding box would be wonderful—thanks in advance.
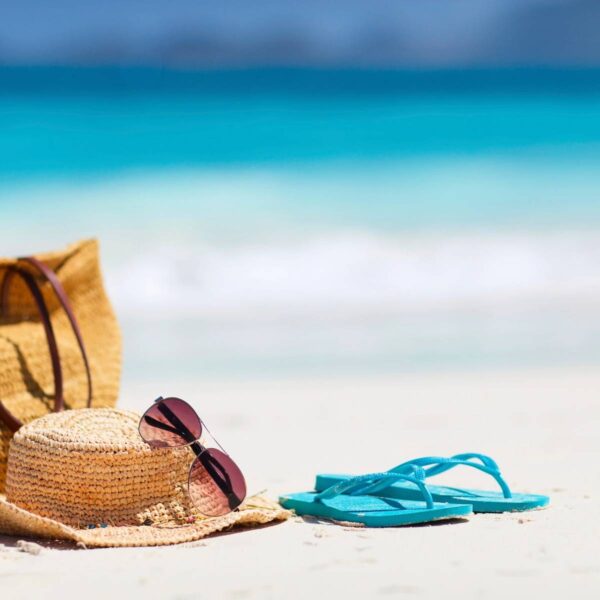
[108,229,600,320]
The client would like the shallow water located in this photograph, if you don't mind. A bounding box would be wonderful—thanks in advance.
[2,67,600,378]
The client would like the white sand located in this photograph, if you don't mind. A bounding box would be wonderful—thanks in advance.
[1,365,599,599]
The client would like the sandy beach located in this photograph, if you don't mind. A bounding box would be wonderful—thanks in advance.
[3,9,600,598]
[1,365,598,599]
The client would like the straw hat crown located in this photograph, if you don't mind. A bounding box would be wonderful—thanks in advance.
[7,408,201,528]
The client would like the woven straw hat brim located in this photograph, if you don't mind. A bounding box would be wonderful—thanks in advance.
[0,494,290,548]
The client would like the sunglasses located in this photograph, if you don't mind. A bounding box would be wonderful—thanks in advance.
[139,396,247,518]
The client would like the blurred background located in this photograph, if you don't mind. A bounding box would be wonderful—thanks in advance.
[2,0,600,384]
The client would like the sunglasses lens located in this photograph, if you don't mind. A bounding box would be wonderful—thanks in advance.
[189,448,247,517]
[139,397,202,448]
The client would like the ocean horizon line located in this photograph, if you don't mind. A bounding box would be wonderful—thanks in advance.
[1,65,600,96]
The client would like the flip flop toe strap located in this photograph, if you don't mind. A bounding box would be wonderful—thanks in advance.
[390,453,513,499]
[316,471,434,509]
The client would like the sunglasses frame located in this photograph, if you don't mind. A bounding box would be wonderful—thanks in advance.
[139,396,246,517]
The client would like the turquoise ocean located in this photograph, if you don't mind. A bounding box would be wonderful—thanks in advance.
[2,67,600,380]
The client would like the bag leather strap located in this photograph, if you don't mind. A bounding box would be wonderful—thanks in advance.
[21,257,93,409]
[0,257,92,432]
[0,267,63,432]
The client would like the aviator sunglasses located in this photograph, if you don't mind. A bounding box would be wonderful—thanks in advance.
[139,396,247,517]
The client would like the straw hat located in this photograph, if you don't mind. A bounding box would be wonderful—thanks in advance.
[0,408,289,547]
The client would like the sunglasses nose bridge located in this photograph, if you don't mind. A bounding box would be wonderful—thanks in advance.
[190,440,208,458]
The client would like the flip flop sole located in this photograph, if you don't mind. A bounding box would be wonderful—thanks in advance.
[279,491,472,527]
[315,474,550,513]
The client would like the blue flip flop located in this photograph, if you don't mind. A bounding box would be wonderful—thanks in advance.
[315,453,549,513]
[280,470,472,527]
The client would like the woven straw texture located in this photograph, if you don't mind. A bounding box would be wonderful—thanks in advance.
[0,239,121,490]
[0,409,289,547]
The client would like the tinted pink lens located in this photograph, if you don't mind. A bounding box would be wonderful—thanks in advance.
[188,448,247,517]
[139,397,202,448]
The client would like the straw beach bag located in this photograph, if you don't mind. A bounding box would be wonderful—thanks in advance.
[0,239,121,490]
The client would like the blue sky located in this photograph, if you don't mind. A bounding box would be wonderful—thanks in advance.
[2,0,599,67]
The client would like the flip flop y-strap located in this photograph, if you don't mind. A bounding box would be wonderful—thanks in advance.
[340,464,427,496]
[315,471,435,509]
[390,453,513,499]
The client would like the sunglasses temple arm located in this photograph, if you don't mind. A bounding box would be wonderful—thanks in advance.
[198,419,227,454]
[142,415,182,437]
[157,402,198,444]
